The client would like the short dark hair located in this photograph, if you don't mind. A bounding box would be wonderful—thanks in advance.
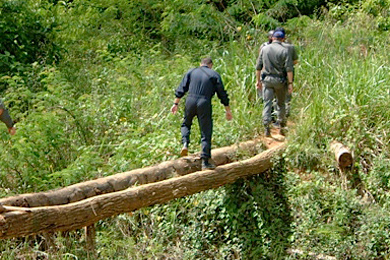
[201,57,213,65]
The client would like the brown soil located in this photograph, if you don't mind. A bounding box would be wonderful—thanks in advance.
[261,127,287,149]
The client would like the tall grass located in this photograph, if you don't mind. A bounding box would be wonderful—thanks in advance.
[283,13,390,259]
[288,15,390,170]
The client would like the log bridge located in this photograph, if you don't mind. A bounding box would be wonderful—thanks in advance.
[0,138,287,241]
[0,137,354,253]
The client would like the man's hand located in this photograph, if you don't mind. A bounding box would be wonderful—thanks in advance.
[226,111,233,121]
[8,127,16,135]
[170,104,178,115]
[288,83,293,94]
[225,106,233,121]
[256,81,262,90]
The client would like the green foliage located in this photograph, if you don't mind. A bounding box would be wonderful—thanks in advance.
[356,206,390,259]
[265,0,360,21]
[54,0,164,55]
[361,156,390,203]
[160,0,236,43]
[284,15,312,35]
[287,171,363,258]
[252,13,280,30]
[0,0,59,76]
[361,0,390,30]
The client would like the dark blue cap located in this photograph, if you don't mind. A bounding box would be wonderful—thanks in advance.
[273,30,285,39]
[275,27,286,34]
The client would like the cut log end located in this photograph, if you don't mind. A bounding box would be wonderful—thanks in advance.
[338,152,353,168]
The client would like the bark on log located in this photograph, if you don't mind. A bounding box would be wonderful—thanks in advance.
[0,139,264,208]
[0,143,285,239]
[330,141,353,168]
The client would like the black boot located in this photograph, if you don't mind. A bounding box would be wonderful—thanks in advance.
[278,122,287,136]
[202,158,216,170]
[264,126,271,137]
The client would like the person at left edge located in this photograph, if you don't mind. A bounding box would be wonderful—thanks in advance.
[0,99,16,135]
[170,57,233,170]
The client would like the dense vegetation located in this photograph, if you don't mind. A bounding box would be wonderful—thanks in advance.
[1,0,390,259]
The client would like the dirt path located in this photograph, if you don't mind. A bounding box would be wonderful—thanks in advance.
[262,128,287,149]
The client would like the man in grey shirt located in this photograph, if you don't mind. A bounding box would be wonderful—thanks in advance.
[0,99,16,135]
[256,30,294,137]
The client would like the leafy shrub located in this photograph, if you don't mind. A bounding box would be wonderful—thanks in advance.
[361,0,390,30]
[0,0,59,76]
[286,171,363,258]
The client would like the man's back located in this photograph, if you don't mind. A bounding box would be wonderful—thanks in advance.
[257,41,293,79]
[188,66,219,97]
[259,41,271,55]
[175,66,229,106]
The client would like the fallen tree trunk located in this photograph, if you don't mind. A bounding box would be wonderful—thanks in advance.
[0,143,285,239]
[0,139,264,208]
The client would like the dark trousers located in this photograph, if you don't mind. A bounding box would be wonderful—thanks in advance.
[181,96,213,159]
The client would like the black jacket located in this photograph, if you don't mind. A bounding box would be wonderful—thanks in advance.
[175,65,229,106]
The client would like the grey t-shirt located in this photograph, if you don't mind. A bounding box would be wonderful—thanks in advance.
[256,41,294,79]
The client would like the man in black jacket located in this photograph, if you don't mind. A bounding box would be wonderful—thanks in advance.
[171,57,232,170]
